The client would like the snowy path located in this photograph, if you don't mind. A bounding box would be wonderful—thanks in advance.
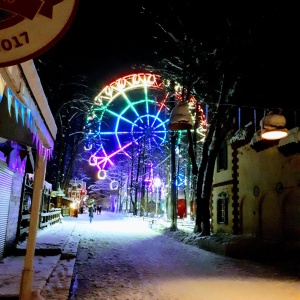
[68,212,300,300]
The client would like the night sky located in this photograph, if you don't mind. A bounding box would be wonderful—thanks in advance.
[35,1,157,99]
[35,1,299,112]
[34,1,299,183]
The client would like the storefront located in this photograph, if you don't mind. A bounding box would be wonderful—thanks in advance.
[0,61,57,260]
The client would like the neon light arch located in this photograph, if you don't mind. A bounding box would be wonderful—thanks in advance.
[84,73,206,171]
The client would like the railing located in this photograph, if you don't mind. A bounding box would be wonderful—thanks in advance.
[61,207,70,216]
[20,214,31,236]
[39,208,61,228]
[19,208,62,239]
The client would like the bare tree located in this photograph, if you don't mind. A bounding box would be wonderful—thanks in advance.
[141,2,294,235]
[46,94,94,191]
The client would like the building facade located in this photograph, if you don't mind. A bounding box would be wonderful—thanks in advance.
[0,61,57,260]
[211,127,300,250]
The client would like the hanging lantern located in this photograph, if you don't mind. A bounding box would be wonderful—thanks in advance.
[168,102,194,131]
[260,112,288,140]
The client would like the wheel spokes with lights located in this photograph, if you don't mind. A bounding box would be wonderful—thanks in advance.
[85,73,170,173]
[84,73,207,178]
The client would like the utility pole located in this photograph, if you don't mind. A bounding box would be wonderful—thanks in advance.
[170,131,177,231]
[168,80,178,231]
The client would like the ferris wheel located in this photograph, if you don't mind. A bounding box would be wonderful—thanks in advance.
[85,73,170,171]
[84,73,206,176]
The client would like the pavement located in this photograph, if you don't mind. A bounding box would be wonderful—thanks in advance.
[0,214,195,299]
[1,213,299,299]
[0,217,79,300]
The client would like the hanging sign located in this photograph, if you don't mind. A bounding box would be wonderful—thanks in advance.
[0,0,79,67]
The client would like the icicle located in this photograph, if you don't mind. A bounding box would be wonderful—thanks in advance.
[7,88,13,116]
[27,109,31,129]
[14,98,19,123]
[47,148,52,160]
[238,107,241,130]
[32,132,36,145]
[48,148,53,160]
[32,124,37,145]
[205,104,208,123]
[44,148,47,160]
[21,104,25,126]
[30,111,34,131]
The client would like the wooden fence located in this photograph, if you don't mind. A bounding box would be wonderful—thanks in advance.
[39,208,62,228]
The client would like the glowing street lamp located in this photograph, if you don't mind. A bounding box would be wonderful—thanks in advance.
[153,176,161,188]
[260,111,288,140]
[168,100,194,230]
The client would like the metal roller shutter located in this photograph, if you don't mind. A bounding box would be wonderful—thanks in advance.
[0,160,13,260]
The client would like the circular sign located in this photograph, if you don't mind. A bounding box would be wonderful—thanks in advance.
[253,186,260,197]
[0,0,79,67]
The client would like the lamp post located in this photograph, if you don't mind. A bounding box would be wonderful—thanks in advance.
[168,100,195,230]
[170,132,177,230]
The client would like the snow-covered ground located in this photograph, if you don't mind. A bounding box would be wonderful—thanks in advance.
[64,211,300,300]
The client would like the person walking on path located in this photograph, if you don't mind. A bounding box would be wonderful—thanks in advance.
[88,205,94,223]
[87,197,95,223]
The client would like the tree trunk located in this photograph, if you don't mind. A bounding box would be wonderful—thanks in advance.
[194,104,238,234]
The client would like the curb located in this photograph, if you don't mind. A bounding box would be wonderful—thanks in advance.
[40,236,80,299]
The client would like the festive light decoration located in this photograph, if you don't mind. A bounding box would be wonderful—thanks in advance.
[84,73,207,171]
[153,176,162,188]
[98,169,106,180]
[176,173,185,187]
[110,180,118,190]
[0,78,53,160]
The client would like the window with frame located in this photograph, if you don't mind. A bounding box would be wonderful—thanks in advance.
[217,194,228,224]
[217,141,228,172]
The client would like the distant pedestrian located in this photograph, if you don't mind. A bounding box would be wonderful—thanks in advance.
[97,204,102,215]
[88,205,94,223]
[87,197,95,222]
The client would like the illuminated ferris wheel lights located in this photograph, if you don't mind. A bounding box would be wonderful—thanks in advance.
[86,73,206,173]
[132,74,141,85]
[89,155,97,166]
[146,74,156,85]
[104,86,113,97]
[97,157,114,169]
[84,143,92,151]
[116,78,126,89]
[98,169,106,180]
[110,180,118,190]
[95,73,162,106]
